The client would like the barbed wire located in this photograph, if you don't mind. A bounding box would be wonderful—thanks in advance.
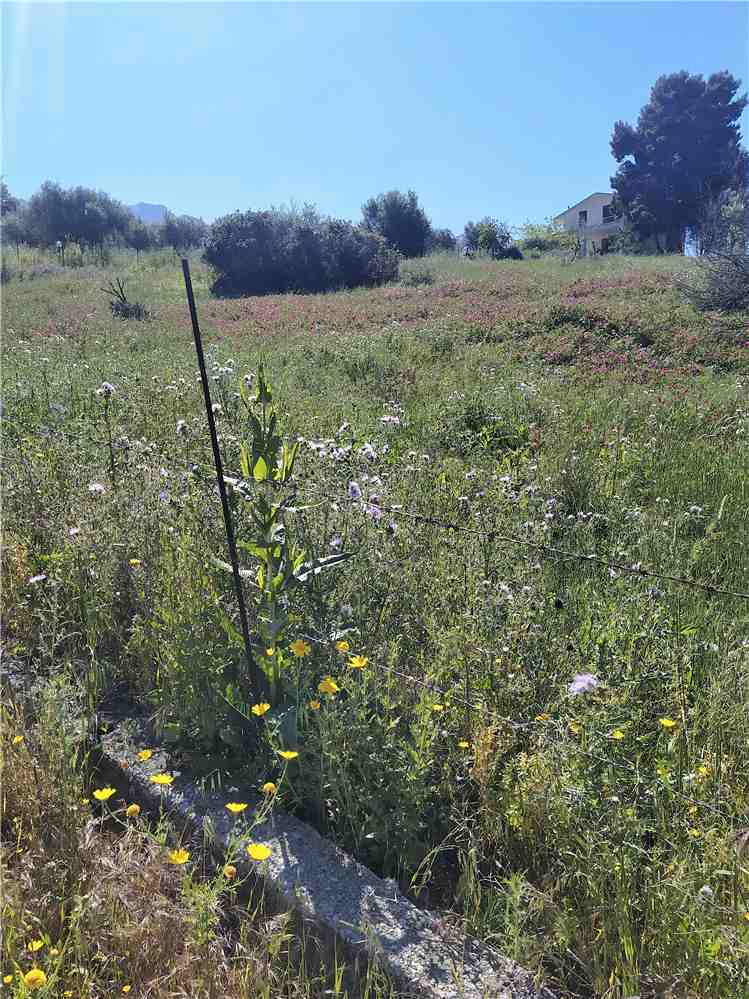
[313,645,740,825]
[372,502,749,601]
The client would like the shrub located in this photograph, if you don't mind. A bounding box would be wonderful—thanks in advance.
[678,250,749,312]
[102,278,149,320]
[204,209,399,297]
[400,263,434,287]
[361,189,432,258]
[502,245,524,260]
[677,196,749,311]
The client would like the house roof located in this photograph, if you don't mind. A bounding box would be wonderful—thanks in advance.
[553,192,614,220]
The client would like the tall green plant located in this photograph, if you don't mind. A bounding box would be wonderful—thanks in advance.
[217,367,350,706]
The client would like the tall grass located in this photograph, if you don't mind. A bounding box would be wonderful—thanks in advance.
[2,247,749,997]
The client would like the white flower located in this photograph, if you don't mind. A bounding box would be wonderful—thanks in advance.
[360,443,377,461]
[96,381,116,398]
[176,419,188,436]
[88,483,106,495]
[28,573,47,584]
[568,673,599,696]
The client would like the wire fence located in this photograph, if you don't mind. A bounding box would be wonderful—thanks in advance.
[290,490,747,828]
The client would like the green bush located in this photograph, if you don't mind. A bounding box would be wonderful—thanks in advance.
[400,263,434,287]
[204,209,399,296]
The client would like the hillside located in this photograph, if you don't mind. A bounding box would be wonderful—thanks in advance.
[128,201,169,223]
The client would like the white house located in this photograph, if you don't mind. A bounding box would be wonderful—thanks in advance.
[553,192,624,257]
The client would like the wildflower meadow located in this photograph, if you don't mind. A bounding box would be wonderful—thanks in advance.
[2,247,749,997]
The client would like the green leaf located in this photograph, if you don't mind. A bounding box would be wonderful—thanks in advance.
[253,456,268,482]
[239,443,252,480]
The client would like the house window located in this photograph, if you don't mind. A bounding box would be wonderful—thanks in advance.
[602,204,617,223]
[601,237,610,254]
[578,210,588,225]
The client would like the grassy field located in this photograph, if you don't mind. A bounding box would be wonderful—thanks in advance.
[2,247,749,997]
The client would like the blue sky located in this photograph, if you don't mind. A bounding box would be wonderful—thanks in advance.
[3,2,747,234]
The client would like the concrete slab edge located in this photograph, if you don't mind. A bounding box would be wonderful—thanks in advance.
[97,713,555,999]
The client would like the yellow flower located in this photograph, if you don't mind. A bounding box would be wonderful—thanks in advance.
[223,864,237,880]
[150,774,174,785]
[743,911,749,922]
[128,558,141,567]
[80,798,90,805]
[64,992,73,997]
[3,975,13,984]
[12,735,23,745]
[246,843,272,861]
[277,750,299,761]
[309,699,321,711]
[568,721,582,735]
[49,948,59,956]
[348,655,368,670]
[168,848,190,865]
[225,802,249,814]
[697,764,710,778]
[125,803,141,818]
[318,676,340,697]
[265,647,275,657]
[28,940,44,953]
[261,782,277,794]
[457,740,471,749]
[659,718,677,730]
[93,787,116,801]
[688,828,701,839]
[611,729,625,741]
[431,703,445,713]
[23,969,47,990]
[335,640,350,653]
[289,639,311,658]
[122,987,132,994]
[534,713,550,722]
[251,703,271,717]
[137,749,152,761]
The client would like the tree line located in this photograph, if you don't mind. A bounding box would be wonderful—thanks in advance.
[1,68,746,286]
[0,181,207,260]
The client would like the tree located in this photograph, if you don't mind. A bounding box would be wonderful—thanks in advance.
[1,181,18,217]
[161,212,207,254]
[463,217,513,258]
[361,189,432,257]
[26,181,71,253]
[125,220,156,259]
[610,71,748,253]
[1,211,30,259]
[429,227,457,252]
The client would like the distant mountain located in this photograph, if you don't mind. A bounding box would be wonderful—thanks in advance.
[128,202,169,224]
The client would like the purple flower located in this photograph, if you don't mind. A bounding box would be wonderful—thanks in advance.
[568,673,599,696]
[96,381,116,398]
[329,535,343,550]
[348,481,362,501]
[366,503,383,522]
